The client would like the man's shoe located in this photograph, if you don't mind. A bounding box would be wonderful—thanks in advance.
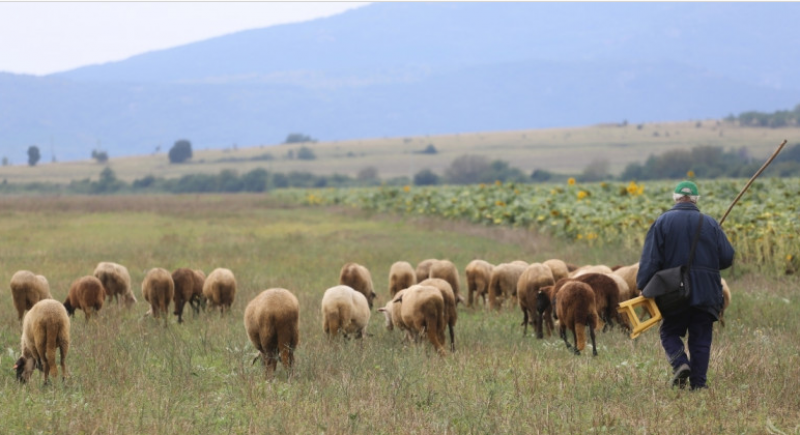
[671,363,691,389]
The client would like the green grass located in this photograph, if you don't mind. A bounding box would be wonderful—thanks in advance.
[1,195,798,434]
[0,121,795,184]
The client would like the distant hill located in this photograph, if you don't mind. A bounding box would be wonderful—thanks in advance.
[2,2,800,163]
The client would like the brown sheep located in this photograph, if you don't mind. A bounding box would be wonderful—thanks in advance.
[388,261,416,298]
[516,263,555,337]
[321,285,371,339]
[556,281,602,356]
[142,268,175,326]
[570,264,614,278]
[172,268,206,323]
[415,258,437,282]
[63,276,106,322]
[429,259,464,305]
[543,259,570,283]
[612,263,640,301]
[488,262,527,310]
[244,288,300,377]
[535,284,559,338]
[569,273,627,332]
[465,259,494,307]
[93,261,137,307]
[14,299,70,385]
[10,270,52,322]
[397,284,447,356]
[338,262,376,309]
[419,278,458,352]
[202,268,237,315]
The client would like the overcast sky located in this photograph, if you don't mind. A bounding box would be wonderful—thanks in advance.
[0,2,368,76]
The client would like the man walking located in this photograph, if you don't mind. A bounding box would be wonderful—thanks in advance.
[637,181,735,390]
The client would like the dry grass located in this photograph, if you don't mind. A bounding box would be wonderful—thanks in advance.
[1,195,798,434]
[1,121,795,184]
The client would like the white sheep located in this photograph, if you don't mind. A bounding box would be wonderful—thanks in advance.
[244,288,300,377]
[321,285,371,339]
[93,261,137,307]
[10,270,52,322]
[338,262,377,309]
[202,268,237,315]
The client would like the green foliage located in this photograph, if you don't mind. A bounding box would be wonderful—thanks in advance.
[284,133,316,144]
[296,146,316,160]
[92,149,109,163]
[444,154,490,184]
[417,144,438,154]
[414,169,440,186]
[732,103,800,128]
[27,145,40,166]
[168,139,193,164]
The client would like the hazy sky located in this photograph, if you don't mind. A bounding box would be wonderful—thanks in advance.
[0,2,368,76]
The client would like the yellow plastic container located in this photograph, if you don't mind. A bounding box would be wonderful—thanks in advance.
[617,296,662,339]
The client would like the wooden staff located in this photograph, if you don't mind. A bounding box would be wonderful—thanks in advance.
[719,139,788,226]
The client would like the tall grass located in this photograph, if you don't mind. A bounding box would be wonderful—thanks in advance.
[1,195,798,434]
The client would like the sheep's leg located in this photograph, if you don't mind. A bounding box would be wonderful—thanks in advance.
[560,326,575,353]
[175,299,185,324]
[449,324,455,353]
[589,323,598,357]
[59,341,68,381]
[521,308,529,336]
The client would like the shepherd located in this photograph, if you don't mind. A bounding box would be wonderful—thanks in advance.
[637,180,734,391]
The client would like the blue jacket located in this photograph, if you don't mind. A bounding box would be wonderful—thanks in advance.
[637,202,735,319]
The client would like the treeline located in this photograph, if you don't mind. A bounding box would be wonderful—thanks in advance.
[725,103,800,128]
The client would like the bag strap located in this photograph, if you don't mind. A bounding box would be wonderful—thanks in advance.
[686,213,704,270]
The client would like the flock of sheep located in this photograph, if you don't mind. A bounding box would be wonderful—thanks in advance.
[9,257,732,383]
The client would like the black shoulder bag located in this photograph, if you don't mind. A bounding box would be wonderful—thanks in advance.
[641,213,704,316]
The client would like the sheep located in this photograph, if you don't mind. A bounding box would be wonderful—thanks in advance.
[487,262,527,310]
[569,273,627,332]
[465,259,494,307]
[142,268,175,326]
[63,276,107,322]
[244,288,300,377]
[321,285,371,339]
[516,263,555,337]
[543,259,570,283]
[556,281,602,356]
[93,261,137,307]
[10,270,52,322]
[720,278,732,327]
[419,278,458,352]
[172,268,206,323]
[397,284,447,356]
[202,268,237,315]
[535,284,559,339]
[377,289,408,335]
[570,264,613,278]
[415,258,437,282]
[429,259,464,305]
[14,299,70,385]
[388,261,416,298]
[338,262,377,309]
[612,263,640,301]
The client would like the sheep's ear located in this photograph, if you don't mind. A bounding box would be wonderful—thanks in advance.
[394,296,403,303]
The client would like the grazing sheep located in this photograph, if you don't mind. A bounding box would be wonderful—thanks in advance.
[93,262,137,307]
[720,278,732,327]
[516,263,555,337]
[10,270,52,322]
[14,299,70,384]
[63,276,107,322]
[488,262,527,310]
[202,268,237,315]
[388,261,416,298]
[570,273,627,332]
[339,262,377,309]
[429,259,464,305]
[244,288,300,377]
[570,264,614,278]
[612,263,640,301]
[419,278,458,352]
[142,268,175,326]
[397,284,447,356]
[415,259,437,282]
[172,268,206,323]
[543,259,570,283]
[321,285,371,339]
[556,281,602,356]
[465,259,494,307]
[535,284,559,339]
[378,289,408,334]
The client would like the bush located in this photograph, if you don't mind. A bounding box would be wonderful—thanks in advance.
[92,149,109,163]
[168,140,193,164]
[444,155,490,184]
[296,147,316,160]
[418,144,438,154]
[284,133,316,144]
[27,146,40,167]
[414,169,440,186]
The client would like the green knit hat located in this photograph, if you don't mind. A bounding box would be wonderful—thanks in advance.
[674,181,699,196]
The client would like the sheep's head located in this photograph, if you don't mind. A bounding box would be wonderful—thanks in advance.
[123,292,137,307]
[367,291,377,309]
[536,287,552,314]
[377,305,393,331]
[13,356,36,383]
[63,300,76,316]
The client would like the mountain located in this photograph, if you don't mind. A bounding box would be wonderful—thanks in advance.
[2,2,800,163]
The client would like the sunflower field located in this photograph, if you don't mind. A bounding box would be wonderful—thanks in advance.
[281,178,800,275]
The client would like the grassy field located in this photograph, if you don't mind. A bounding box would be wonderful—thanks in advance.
[1,195,798,434]
[1,121,796,184]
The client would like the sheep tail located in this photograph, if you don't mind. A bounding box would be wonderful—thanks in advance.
[425,310,446,357]
[574,322,587,352]
[44,326,58,382]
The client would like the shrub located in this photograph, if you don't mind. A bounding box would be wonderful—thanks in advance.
[168,140,193,164]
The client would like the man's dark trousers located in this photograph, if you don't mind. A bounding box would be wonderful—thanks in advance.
[659,307,716,388]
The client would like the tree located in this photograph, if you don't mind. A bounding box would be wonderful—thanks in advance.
[296,146,316,160]
[444,154,490,185]
[168,139,193,164]
[92,149,109,163]
[414,169,440,186]
[418,144,438,154]
[284,133,316,144]
[27,146,40,166]
[357,166,379,184]
[578,158,610,182]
